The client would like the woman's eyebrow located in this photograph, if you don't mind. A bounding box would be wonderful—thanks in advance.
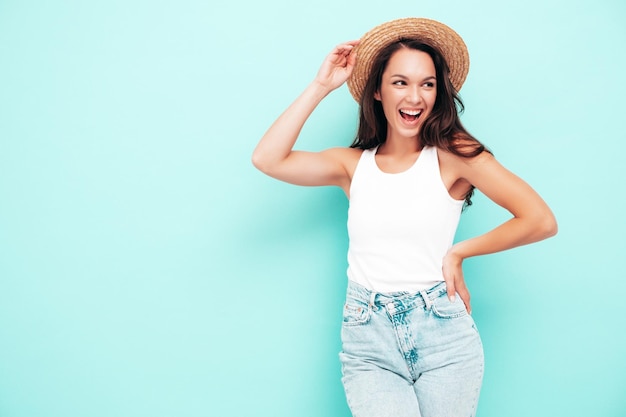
[389,74,437,82]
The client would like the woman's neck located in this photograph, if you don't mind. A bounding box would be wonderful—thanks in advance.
[378,134,422,155]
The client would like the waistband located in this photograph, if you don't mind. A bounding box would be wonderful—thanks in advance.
[346,279,449,314]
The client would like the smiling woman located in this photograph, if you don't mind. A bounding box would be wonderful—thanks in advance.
[252,17,557,417]
[352,39,485,198]
[375,49,437,134]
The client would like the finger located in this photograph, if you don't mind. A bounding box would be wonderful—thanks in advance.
[329,47,353,65]
[457,285,471,314]
[334,41,360,57]
[342,39,360,48]
[346,51,357,69]
[445,276,456,303]
[335,43,356,53]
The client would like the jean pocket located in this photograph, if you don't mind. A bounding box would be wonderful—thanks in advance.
[342,298,371,326]
[431,293,468,319]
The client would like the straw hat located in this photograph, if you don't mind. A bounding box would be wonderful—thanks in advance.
[347,17,469,102]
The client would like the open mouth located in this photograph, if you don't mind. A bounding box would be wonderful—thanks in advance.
[399,109,422,122]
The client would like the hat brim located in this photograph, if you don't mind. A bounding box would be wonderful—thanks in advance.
[347,18,469,103]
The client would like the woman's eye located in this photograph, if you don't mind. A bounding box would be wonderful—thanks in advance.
[423,82,435,88]
[392,80,406,86]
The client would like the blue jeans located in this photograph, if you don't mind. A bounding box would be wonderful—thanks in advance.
[339,280,484,417]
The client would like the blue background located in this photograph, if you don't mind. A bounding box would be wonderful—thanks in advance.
[1,0,625,416]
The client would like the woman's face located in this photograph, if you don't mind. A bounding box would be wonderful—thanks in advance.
[374,47,437,141]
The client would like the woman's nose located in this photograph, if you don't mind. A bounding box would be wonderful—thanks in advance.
[406,85,421,104]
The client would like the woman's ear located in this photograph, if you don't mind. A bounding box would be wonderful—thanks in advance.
[374,90,381,101]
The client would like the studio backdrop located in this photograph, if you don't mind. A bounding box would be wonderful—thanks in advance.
[0,0,624,416]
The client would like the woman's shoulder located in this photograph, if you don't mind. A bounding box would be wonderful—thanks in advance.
[322,147,364,178]
[436,145,496,188]
[436,146,493,165]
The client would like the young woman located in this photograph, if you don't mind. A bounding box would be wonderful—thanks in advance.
[252,17,557,417]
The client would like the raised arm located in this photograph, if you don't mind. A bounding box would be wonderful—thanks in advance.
[252,41,360,189]
[442,151,558,312]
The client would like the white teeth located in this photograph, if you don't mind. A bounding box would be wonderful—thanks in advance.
[400,109,422,116]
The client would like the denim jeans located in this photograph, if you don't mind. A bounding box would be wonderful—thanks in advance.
[339,280,484,417]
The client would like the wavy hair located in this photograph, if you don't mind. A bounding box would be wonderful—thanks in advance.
[351,39,489,206]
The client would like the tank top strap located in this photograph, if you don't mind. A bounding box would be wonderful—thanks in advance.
[363,146,378,162]
[353,146,379,177]
[415,146,439,178]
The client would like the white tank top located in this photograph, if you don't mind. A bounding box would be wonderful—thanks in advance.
[347,146,464,293]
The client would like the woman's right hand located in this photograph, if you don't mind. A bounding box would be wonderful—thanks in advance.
[314,40,360,92]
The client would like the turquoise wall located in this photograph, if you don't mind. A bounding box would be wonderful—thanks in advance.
[1,0,624,416]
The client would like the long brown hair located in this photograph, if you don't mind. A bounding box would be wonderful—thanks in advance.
[351,39,489,206]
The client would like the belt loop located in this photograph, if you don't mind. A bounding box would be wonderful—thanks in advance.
[369,291,378,311]
[419,290,433,311]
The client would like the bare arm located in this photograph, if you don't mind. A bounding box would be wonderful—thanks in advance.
[252,41,359,189]
[442,152,558,312]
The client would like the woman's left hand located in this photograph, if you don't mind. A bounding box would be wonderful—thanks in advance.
[442,248,471,314]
